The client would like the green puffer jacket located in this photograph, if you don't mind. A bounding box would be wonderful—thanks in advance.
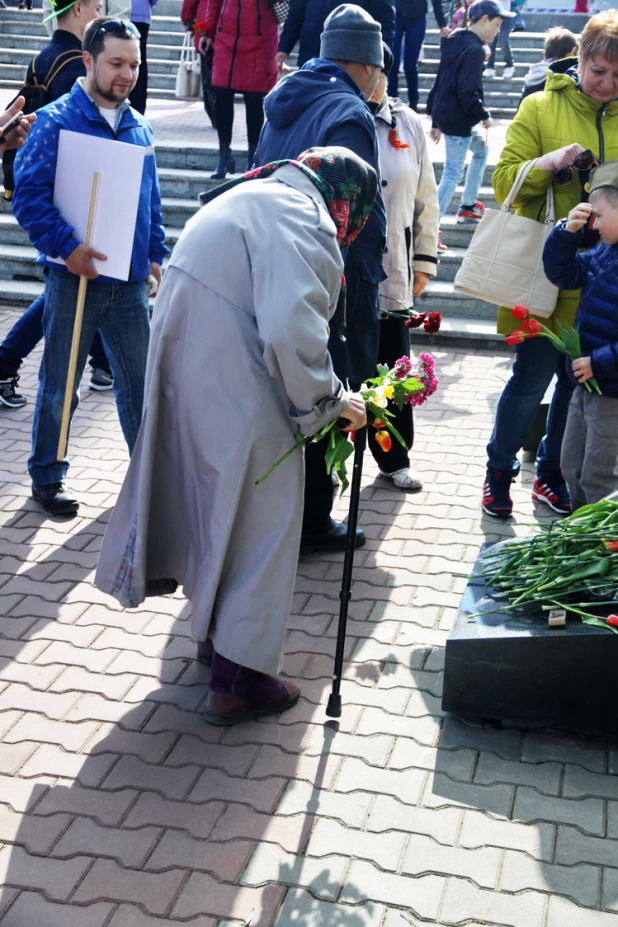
[492,67,618,336]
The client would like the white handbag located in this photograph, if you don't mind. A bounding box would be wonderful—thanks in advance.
[454,159,559,319]
[175,33,201,99]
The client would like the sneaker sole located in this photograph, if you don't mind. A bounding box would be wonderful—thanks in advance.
[531,491,570,515]
[203,689,300,726]
[482,503,512,519]
[0,398,27,408]
[379,472,423,492]
[89,383,114,391]
[457,216,482,224]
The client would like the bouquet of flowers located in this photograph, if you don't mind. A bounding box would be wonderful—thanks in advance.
[505,304,602,394]
[256,354,439,493]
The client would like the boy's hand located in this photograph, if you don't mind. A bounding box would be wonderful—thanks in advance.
[429,127,442,144]
[566,203,593,233]
[572,356,593,383]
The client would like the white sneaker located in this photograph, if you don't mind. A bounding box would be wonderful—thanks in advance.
[380,467,423,491]
[503,66,515,79]
[484,68,496,78]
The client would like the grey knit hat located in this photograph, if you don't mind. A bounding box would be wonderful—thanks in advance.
[320,4,384,68]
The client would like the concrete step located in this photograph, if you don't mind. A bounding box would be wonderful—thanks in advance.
[409,312,505,350]
[421,278,497,319]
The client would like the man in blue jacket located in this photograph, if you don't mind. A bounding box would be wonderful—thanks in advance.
[13,17,169,516]
[256,3,386,552]
[276,0,395,72]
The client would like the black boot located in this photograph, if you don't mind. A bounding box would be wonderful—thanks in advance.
[246,147,256,171]
[211,145,235,180]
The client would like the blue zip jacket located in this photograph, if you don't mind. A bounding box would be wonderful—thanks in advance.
[13,81,168,284]
[278,0,395,68]
[543,221,618,398]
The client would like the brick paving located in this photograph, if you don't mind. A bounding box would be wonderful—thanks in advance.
[1,307,618,926]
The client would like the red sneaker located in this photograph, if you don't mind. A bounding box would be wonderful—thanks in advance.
[457,202,485,224]
[532,473,571,515]
[437,231,447,253]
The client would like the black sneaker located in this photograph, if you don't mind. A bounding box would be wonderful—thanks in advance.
[89,368,114,391]
[532,471,571,515]
[31,482,79,517]
[0,376,27,409]
[482,467,515,518]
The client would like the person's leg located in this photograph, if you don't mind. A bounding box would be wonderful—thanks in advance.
[487,34,498,70]
[501,18,515,68]
[243,92,265,169]
[129,22,149,115]
[212,88,236,179]
[560,388,587,510]
[29,271,101,492]
[368,317,414,474]
[0,290,45,380]
[97,282,150,454]
[460,129,489,209]
[402,15,426,111]
[536,353,576,475]
[579,393,618,504]
[487,336,565,472]
[437,135,470,218]
[302,437,335,534]
[388,15,405,98]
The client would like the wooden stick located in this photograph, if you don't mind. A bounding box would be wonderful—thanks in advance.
[56,171,100,463]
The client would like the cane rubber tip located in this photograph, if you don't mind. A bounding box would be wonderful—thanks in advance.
[326,694,342,718]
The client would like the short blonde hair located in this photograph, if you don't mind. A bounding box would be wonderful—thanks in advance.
[580,11,618,65]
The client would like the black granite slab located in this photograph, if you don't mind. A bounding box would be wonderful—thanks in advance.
[443,547,618,736]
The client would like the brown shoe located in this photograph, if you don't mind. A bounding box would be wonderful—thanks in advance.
[203,674,300,726]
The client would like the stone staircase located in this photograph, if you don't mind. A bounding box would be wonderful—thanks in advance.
[0,3,586,349]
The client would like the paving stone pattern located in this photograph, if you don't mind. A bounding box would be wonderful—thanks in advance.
[1,312,618,925]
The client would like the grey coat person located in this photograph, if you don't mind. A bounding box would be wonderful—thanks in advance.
[95,166,349,675]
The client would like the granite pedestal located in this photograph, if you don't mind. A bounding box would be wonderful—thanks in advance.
[443,548,618,736]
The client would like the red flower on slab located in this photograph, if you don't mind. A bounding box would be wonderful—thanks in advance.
[375,430,392,452]
[506,331,525,345]
[423,312,442,334]
[511,305,530,320]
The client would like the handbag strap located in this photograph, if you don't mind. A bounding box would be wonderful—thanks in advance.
[502,158,556,224]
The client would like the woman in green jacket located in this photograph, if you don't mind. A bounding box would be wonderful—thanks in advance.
[483,10,618,519]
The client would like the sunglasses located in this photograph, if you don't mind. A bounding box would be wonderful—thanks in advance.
[554,149,599,186]
[84,19,140,52]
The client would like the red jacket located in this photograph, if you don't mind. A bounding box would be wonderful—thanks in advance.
[205,0,278,94]
[181,0,209,50]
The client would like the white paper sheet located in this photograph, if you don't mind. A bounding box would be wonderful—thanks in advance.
[48,129,146,281]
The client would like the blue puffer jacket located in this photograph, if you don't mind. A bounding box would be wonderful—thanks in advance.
[13,81,168,284]
[543,221,618,398]
[278,0,395,67]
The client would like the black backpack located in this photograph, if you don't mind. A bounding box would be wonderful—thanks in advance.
[2,48,83,197]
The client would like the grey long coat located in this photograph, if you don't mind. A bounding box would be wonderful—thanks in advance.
[95,166,349,675]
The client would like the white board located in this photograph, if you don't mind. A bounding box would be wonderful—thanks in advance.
[48,129,146,282]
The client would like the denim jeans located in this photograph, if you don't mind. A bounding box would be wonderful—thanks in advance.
[437,129,488,218]
[29,269,150,486]
[488,17,515,68]
[0,288,110,380]
[387,13,426,109]
[486,335,576,474]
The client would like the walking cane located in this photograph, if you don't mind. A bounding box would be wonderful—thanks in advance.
[326,425,367,718]
[56,171,100,463]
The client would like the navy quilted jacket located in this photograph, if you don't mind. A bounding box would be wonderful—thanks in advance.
[543,221,618,398]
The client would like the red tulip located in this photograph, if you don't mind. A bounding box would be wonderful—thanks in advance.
[511,305,529,320]
[505,331,525,345]
[523,318,542,335]
[372,419,386,429]
[604,540,618,551]
[607,615,618,627]
[375,430,392,452]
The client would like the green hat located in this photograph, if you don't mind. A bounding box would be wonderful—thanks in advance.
[589,160,618,196]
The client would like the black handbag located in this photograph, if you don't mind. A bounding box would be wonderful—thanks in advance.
[200,45,217,129]
[270,0,289,24]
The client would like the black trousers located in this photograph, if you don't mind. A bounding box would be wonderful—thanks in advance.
[367,315,414,473]
[214,87,265,150]
[129,22,149,115]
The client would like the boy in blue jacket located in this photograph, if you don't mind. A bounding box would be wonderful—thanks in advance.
[543,160,618,509]
[427,0,513,235]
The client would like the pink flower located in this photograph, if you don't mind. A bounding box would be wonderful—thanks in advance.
[393,356,413,379]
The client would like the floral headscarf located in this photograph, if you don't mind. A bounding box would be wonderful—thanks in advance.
[199,146,377,251]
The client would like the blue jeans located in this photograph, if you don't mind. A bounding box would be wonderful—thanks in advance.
[0,288,110,380]
[29,269,150,486]
[437,130,488,218]
[387,13,426,110]
[487,335,576,474]
[488,17,515,68]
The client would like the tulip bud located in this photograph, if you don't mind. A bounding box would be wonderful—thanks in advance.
[505,331,525,346]
[511,305,530,320]
[375,430,392,452]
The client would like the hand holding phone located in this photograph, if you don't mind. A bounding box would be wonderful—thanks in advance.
[0,110,24,140]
